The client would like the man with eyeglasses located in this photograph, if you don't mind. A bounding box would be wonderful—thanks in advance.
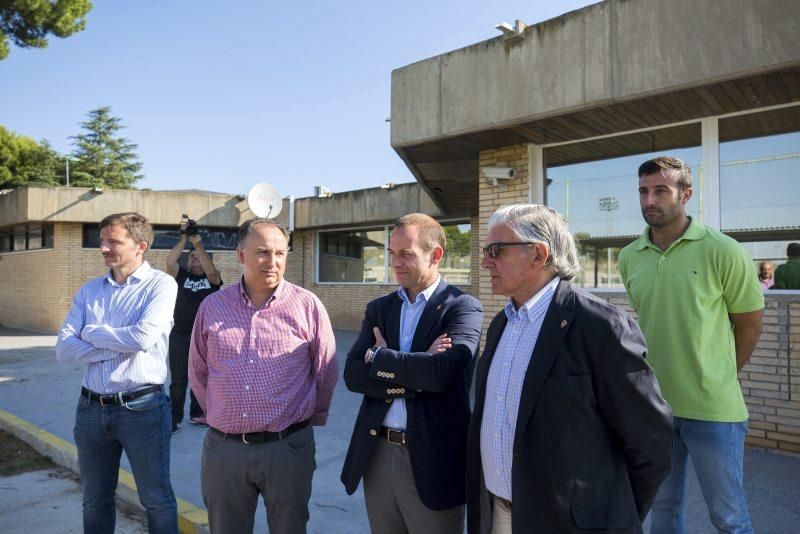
[466,204,672,534]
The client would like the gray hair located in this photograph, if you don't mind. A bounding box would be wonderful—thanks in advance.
[488,204,580,280]
[237,218,290,249]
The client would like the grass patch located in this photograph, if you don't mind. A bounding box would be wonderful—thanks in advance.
[0,429,54,476]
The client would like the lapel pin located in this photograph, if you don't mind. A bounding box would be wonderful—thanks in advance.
[437,305,442,311]
[560,320,568,328]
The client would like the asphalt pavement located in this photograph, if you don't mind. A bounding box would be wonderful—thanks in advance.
[0,325,798,533]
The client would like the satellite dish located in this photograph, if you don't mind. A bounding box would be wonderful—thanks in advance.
[247,183,283,218]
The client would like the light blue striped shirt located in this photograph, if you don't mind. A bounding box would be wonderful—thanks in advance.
[382,276,441,431]
[481,276,560,501]
[56,261,178,393]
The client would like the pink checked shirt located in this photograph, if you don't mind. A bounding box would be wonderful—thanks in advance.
[189,279,338,434]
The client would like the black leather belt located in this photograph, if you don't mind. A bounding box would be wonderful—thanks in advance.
[211,420,309,445]
[81,384,162,406]
[380,426,407,445]
[491,492,512,511]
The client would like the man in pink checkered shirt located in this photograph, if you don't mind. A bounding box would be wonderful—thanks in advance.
[189,218,338,534]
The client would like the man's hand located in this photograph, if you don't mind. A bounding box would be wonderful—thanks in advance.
[188,234,202,246]
[427,333,452,354]
[372,327,388,348]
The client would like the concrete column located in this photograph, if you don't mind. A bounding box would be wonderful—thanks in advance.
[701,117,721,229]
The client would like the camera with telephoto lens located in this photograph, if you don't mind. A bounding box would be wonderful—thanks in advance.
[180,214,198,236]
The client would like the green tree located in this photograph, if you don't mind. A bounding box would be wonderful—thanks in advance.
[0,125,64,188]
[70,106,142,189]
[443,224,470,256]
[0,0,93,60]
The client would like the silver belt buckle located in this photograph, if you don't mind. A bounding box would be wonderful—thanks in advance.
[241,433,250,444]
[99,394,114,406]
[386,428,405,445]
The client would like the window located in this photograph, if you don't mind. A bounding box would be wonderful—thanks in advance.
[316,222,471,285]
[545,124,702,288]
[0,223,55,253]
[318,228,387,283]
[718,106,800,266]
[82,224,238,250]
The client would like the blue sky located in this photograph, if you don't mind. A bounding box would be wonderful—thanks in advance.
[0,0,597,198]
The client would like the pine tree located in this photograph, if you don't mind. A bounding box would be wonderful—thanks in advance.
[70,107,142,189]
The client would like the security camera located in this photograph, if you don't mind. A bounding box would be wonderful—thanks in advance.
[483,166,516,180]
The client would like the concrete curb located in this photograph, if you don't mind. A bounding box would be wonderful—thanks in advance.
[0,408,209,533]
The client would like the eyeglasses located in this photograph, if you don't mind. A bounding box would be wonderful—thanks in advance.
[481,242,534,259]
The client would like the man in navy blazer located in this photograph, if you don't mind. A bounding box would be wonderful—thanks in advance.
[467,204,672,534]
[342,213,483,534]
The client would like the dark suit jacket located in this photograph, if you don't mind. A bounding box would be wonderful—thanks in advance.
[341,282,483,510]
[467,280,672,533]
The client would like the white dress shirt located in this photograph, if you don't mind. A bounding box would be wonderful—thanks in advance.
[56,261,178,393]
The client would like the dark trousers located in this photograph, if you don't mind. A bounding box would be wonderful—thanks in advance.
[201,425,316,534]
[168,330,202,423]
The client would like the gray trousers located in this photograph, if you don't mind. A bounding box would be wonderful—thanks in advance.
[363,438,465,534]
[200,425,316,534]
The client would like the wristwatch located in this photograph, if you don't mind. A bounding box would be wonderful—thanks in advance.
[365,346,381,364]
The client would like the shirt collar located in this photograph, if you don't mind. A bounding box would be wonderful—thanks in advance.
[105,260,151,287]
[504,276,560,321]
[238,277,285,307]
[633,216,706,251]
[397,275,441,305]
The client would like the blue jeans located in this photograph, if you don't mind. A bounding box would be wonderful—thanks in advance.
[649,417,752,534]
[74,387,178,534]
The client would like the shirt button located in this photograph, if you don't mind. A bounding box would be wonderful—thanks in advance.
[494,432,499,438]
[497,395,503,401]
[245,385,250,390]
[369,429,377,436]
[242,413,247,417]
[249,359,254,363]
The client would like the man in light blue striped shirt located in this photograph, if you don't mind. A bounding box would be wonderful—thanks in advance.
[57,212,178,534]
[466,204,672,534]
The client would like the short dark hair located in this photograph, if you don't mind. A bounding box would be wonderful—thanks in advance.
[99,212,153,248]
[787,243,800,258]
[638,156,692,190]
[393,213,446,254]
[237,218,290,249]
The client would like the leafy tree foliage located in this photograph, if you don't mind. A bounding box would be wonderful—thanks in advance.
[69,107,142,189]
[0,125,63,188]
[0,0,93,60]
[444,224,470,256]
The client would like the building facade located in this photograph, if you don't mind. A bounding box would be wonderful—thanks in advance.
[389,0,800,454]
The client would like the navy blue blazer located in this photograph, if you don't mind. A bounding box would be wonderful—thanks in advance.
[341,282,483,510]
[467,281,672,533]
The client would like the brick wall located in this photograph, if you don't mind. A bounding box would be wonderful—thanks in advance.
[0,222,242,332]
[477,144,532,327]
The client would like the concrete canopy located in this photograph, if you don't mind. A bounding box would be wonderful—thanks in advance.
[391,0,800,215]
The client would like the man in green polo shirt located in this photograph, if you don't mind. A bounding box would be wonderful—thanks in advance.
[619,156,763,534]
[774,242,800,289]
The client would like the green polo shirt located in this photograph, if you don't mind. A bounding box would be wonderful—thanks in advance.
[774,259,800,289]
[618,218,764,422]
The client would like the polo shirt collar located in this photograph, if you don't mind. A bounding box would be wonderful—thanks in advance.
[105,261,151,287]
[634,216,706,251]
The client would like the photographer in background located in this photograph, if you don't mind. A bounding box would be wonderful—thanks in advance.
[165,218,222,432]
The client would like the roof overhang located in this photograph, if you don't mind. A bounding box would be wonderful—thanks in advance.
[391,0,800,215]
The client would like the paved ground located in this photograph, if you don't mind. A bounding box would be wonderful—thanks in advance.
[1,325,799,533]
[0,467,146,533]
